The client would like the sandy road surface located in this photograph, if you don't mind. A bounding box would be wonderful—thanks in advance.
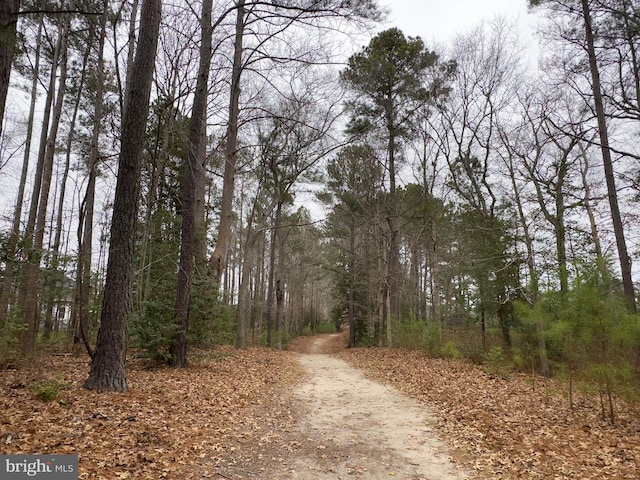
[271,334,470,479]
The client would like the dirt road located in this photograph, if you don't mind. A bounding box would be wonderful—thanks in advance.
[268,334,470,479]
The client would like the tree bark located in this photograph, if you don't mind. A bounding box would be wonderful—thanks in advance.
[169,0,213,367]
[193,124,208,272]
[120,0,139,119]
[386,121,399,345]
[265,201,281,348]
[577,142,608,283]
[0,17,42,329]
[209,0,245,284]
[84,0,161,391]
[236,221,258,349]
[0,0,20,139]
[581,0,636,312]
[74,6,107,357]
[20,17,69,354]
[44,40,85,339]
[348,220,356,348]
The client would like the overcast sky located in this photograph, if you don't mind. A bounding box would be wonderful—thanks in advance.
[379,0,539,55]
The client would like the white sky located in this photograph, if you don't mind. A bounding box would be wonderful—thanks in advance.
[379,0,539,57]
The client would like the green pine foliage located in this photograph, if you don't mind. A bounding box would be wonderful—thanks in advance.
[0,320,24,369]
[516,263,640,420]
[31,375,72,403]
[189,275,236,347]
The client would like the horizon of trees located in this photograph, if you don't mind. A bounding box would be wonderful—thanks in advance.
[0,0,639,404]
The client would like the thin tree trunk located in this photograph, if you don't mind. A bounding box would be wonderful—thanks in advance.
[169,0,213,367]
[209,0,245,284]
[236,213,259,348]
[120,0,139,119]
[0,0,20,139]
[136,98,173,314]
[275,232,286,349]
[577,143,608,284]
[74,6,107,357]
[0,18,43,329]
[387,128,400,333]
[265,201,281,347]
[377,232,386,347]
[45,30,89,340]
[506,153,549,375]
[428,221,440,324]
[84,0,162,391]
[581,0,636,311]
[24,23,57,243]
[348,221,356,348]
[193,123,208,272]
[20,19,69,354]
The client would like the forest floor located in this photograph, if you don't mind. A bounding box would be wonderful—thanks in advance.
[1,334,640,479]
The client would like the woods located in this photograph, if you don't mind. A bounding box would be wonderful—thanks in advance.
[0,0,639,414]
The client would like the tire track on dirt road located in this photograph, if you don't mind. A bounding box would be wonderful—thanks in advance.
[273,333,471,479]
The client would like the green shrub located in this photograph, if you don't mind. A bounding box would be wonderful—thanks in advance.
[188,275,236,347]
[392,319,437,351]
[31,376,71,403]
[441,340,461,359]
[422,322,444,357]
[0,321,23,369]
[483,346,512,378]
[513,263,640,419]
[316,322,336,334]
[130,302,179,362]
[483,346,503,364]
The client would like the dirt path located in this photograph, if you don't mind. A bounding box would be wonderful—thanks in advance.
[267,334,470,479]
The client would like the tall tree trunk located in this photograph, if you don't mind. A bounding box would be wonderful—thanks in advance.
[348,220,356,348]
[209,0,245,284]
[386,128,399,345]
[136,98,173,314]
[0,0,20,139]
[24,23,57,243]
[251,231,266,343]
[120,0,139,119]
[581,0,636,311]
[74,6,107,357]
[507,153,538,299]
[274,230,286,348]
[577,143,608,283]
[169,0,212,367]
[377,231,387,347]
[265,201,282,347]
[45,30,90,340]
[20,18,69,354]
[0,17,42,329]
[193,124,208,272]
[84,0,161,391]
[507,151,549,376]
[236,215,259,349]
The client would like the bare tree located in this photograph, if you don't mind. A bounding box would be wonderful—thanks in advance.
[208,0,381,292]
[530,0,636,311]
[430,18,524,346]
[580,0,636,311]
